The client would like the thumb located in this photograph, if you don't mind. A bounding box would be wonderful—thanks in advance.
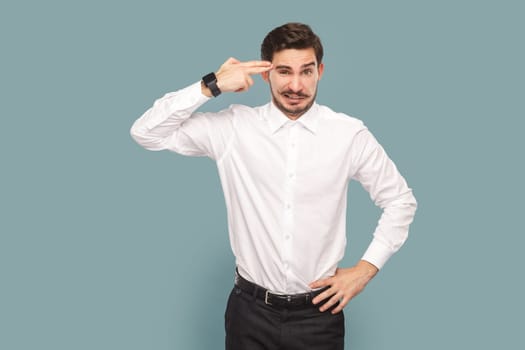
[225,57,240,65]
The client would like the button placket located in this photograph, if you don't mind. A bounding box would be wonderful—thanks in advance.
[282,124,298,289]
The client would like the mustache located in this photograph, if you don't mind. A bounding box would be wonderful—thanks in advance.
[281,90,310,98]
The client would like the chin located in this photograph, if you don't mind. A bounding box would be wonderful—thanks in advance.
[272,95,314,118]
[284,100,309,110]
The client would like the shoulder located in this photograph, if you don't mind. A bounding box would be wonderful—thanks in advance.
[316,104,368,134]
[225,103,269,123]
[228,103,266,115]
[193,103,267,131]
[217,103,259,117]
[201,103,257,123]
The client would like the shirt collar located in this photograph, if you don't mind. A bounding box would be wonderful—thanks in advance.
[267,101,320,134]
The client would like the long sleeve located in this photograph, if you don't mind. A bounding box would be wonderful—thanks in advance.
[350,129,417,269]
[130,81,235,160]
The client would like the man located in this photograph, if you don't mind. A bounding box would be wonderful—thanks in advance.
[131,23,416,350]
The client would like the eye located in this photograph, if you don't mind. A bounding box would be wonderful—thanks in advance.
[302,69,314,76]
[278,70,290,76]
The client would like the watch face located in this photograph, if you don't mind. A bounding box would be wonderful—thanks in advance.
[203,72,221,96]
[203,73,216,86]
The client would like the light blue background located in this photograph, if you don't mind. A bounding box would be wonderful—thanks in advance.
[1,1,523,349]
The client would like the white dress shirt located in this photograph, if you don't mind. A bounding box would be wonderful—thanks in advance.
[130,81,417,294]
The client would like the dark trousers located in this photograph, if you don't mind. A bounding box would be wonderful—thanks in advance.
[225,286,345,350]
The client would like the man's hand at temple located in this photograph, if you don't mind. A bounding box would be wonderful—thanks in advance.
[201,57,273,97]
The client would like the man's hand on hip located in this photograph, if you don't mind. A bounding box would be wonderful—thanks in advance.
[309,260,379,314]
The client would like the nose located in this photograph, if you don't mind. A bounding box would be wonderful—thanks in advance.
[288,75,302,92]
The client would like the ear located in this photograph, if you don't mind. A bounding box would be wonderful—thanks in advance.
[318,62,325,80]
[261,71,270,83]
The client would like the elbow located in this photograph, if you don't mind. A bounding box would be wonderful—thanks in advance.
[402,190,418,222]
[401,188,417,213]
[409,191,418,216]
[129,122,165,151]
[377,188,417,211]
[129,122,141,144]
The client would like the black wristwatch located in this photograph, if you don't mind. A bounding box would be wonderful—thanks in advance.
[202,72,221,97]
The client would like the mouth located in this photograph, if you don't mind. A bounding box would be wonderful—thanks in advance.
[282,92,309,103]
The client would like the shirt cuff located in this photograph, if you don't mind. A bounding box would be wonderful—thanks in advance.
[194,80,213,101]
[361,238,395,270]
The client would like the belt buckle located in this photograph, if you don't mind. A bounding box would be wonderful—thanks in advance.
[264,290,273,305]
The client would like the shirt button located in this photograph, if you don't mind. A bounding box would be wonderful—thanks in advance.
[286,204,292,210]
[285,234,291,240]
[288,173,295,179]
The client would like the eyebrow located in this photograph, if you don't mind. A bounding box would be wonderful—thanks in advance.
[275,62,317,70]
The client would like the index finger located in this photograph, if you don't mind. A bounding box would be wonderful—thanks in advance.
[238,60,272,68]
[241,61,273,74]
[312,286,336,305]
[245,65,273,75]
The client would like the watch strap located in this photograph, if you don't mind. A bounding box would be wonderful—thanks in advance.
[202,72,221,97]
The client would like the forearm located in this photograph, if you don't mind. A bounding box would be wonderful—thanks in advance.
[362,189,417,269]
[130,81,210,151]
[130,58,272,151]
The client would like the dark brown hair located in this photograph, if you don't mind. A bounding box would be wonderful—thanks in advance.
[261,23,324,64]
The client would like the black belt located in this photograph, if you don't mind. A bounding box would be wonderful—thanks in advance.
[235,271,328,308]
